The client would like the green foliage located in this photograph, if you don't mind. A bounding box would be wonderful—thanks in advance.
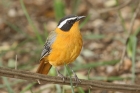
[20,83,36,93]
[5,22,27,35]
[0,62,15,93]
[54,0,65,21]
[20,0,44,44]
[115,0,127,32]
[72,0,81,14]
[78,87,85,93]
[73,60,119,71]
[64,65,75,93]
[127,35,137,83]
[2,77,15,93]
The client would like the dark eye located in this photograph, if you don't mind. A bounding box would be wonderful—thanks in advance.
[67,20,72,24]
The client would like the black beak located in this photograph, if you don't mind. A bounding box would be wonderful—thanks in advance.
[77,16,85,21]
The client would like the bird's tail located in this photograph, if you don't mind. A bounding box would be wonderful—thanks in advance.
[36,59,52,74]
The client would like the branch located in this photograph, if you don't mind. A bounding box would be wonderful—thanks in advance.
[0,67,140,92]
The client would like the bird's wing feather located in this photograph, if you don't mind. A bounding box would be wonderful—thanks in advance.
[40,31,57,59]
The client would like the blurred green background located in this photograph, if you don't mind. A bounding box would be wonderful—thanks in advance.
[0,0,140,93]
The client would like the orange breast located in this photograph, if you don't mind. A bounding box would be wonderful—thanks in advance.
[48,21,83,66]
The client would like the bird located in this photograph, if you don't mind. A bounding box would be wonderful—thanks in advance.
[36,15,85,82]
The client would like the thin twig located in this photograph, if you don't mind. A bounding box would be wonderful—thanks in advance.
[99,0,132,13]
[118,0,140,70]
[116,0,127,32]
[15,55,17,70]
[0,67,140,92]
[37,79,41,84]
[86,0,132,14]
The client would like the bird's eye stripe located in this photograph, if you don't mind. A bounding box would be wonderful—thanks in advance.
[58,17,77,28]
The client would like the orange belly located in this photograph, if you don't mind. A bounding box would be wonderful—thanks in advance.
[48,32,83,66]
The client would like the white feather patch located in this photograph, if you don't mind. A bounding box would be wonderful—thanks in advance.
[58,17,77,28]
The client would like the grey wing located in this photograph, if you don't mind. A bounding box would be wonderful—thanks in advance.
[40,31,57,59]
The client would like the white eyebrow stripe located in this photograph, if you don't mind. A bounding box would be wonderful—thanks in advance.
[58,17,77,28]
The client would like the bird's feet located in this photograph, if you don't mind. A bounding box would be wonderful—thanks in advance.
[71,69,81,86]
[56,70,65,82]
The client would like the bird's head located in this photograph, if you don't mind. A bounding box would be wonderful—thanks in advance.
[57,15,85,31]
